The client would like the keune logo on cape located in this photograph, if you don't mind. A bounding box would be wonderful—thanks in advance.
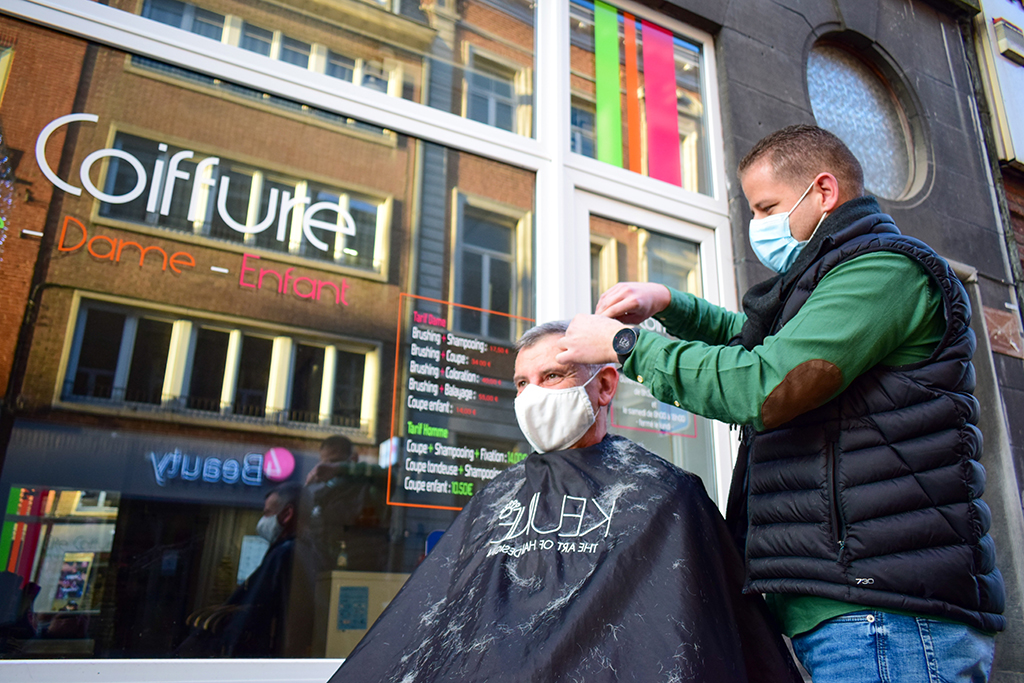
[485,494,615,558]
[148,448,295,487]
[489,493,615,544]
[36,114,358,254]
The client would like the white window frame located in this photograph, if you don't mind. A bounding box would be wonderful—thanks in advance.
[1,1,733,679]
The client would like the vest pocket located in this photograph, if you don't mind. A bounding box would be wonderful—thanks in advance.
[827,442,847,561]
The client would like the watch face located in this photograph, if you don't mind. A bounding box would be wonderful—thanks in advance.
[613,328,636,355]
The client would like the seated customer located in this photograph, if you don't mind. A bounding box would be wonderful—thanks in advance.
[331,321,801,683]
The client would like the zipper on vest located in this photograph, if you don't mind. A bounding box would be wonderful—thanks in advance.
[827,442,846,557]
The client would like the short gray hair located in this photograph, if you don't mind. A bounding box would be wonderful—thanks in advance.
[516,320,607,379]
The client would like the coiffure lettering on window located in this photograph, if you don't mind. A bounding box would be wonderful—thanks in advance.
[36,114,359,255]
[148,447,295,487]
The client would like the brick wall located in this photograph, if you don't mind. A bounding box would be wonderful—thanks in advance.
[0,18,87,396]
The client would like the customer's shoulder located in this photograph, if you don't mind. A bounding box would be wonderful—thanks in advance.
[599,435,708,490]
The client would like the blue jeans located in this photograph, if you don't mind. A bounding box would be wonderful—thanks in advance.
[791,611,995,683]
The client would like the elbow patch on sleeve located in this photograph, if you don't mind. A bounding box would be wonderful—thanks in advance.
[761,359,843,429]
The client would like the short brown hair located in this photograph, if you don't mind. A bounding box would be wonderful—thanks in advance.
[738,125,864,196]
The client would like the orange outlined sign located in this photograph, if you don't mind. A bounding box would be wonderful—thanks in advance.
[386,294,533,511]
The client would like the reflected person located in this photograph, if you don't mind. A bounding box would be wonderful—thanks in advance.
[303,435,388,572]
[180,483,302,657]
[218,482,301,657]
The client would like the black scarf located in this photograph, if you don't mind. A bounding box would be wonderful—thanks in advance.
[731,196,883,350]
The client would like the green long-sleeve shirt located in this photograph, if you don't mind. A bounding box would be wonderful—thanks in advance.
[621,251,947,636]
[623,252,944,433]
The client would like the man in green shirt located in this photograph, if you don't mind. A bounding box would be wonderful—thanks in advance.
[558,125,1004,682]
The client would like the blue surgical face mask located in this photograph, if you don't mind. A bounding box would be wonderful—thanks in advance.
[748,181,828,274]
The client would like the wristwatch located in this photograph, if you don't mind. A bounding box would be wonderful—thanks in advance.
[612,327,640,365]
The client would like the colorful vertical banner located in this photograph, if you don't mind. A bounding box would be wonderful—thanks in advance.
[0,487,20,571]
[594,0,623,167]
[622,12,643,174]
[588,2,685,187]
[641,20,682,186]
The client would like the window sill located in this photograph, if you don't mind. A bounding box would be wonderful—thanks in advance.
[0,658,344,683]
[52,398,374,444]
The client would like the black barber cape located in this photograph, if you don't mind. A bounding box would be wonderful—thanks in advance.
[331,435,801,683]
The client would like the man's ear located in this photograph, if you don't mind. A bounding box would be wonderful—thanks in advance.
[594,365,619,408]
[279,505,295,527]
[814,172,842,212]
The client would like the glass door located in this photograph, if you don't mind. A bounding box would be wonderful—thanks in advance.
[576,192,733,505]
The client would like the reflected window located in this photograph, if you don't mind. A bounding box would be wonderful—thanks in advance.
[142,0,224,40]
[124,319,173,405]
[191,8,224,39]
[234,335,273,418]
[589,217,714,496]
[0,46,12,107]
[62,302,377,435]
[68,309,175,405]
[326,51,355,82]
[279,37,311,69]
[0,487,118,618]
[455,205,517,340]
[331,350,365,428]
[70,309,125,400]
[645,231,701,297]
[136,0,536,133]
[187,328,230,412]
[240,23,273,57]
[571,104,596,158]
[467,57,516,132]
[362,62,389,93]
[289,344,325,423]
[142,0,185,27]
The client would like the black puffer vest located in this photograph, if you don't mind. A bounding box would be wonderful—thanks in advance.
[742,213,1005,633]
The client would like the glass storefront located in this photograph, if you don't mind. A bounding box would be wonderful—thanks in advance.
[0,0,732,670]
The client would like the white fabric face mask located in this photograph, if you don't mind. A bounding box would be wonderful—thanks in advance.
[256,513,282,543]
[514,372,599,454]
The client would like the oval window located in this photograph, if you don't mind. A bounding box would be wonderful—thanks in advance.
[807,43,916,200]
